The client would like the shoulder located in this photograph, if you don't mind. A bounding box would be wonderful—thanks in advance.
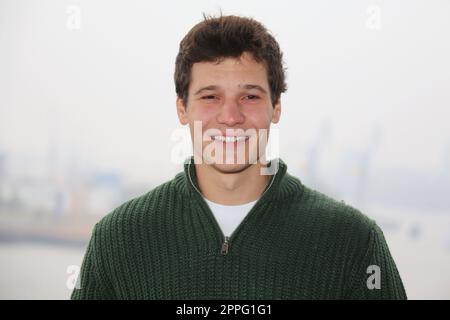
[93,175,181,238]
[285,174,378,246]
[306,185,374,226]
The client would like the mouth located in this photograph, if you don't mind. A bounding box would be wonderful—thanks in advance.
[210,135,250,143]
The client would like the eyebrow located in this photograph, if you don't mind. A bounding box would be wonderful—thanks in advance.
[238,84,268,94]
[193,85,219,95]
[193,84,268,96]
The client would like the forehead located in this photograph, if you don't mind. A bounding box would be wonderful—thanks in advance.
[189,53,269,89]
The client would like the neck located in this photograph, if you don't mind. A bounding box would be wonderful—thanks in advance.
[195,162,270,205]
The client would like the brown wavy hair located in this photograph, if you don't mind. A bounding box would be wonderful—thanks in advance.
[174,14,287,107]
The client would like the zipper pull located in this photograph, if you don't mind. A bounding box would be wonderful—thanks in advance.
[221,236,230,255]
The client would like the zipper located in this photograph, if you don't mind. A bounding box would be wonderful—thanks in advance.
[221,236,230,255]
[187,159,279,255]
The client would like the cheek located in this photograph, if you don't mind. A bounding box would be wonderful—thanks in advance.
[188,106,218,141]
[243,108,272,128]
[191,105,216,121]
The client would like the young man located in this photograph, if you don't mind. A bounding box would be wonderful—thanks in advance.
[72,15,407,300]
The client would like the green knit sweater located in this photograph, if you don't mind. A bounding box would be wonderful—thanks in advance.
[71,158,407,300]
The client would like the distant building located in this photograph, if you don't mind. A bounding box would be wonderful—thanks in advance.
[87,172,124,216]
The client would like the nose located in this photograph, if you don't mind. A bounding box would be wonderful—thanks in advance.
[216,98,245,127]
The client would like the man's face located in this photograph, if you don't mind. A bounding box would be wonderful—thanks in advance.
[176,52,281,174]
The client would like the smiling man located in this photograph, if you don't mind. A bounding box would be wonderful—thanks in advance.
[72,14,407,300]
[177,50,280,206]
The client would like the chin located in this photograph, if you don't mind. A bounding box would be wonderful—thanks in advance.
[210,162,252,174]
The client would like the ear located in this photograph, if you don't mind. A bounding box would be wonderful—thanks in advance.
[176,97,189,125]
[271,99,281,124]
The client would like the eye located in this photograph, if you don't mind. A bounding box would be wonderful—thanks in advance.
[201,95,217,100]
[244,95,260,100]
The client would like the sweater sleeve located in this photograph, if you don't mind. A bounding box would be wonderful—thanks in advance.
[71,223,115,300]
[345,223,407,300]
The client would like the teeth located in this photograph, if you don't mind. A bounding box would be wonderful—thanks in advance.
[213,136,248,142]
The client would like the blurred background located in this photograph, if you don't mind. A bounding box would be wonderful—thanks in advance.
[0,0,449,299]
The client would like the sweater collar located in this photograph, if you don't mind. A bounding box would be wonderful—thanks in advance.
[181,156,295,201]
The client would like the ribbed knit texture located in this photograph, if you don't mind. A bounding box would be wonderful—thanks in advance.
[71,158,407,300]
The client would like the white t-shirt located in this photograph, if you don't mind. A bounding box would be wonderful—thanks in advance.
[203,197,258,237]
